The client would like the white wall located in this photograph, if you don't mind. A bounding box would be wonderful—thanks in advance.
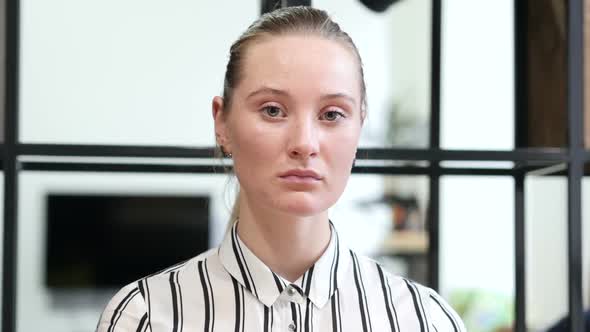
[20,0,260,146]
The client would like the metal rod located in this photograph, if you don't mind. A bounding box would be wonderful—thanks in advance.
[356,147,568,162]
[2,0,19,331]
[21,161,522,176]
[18,144,570,162]
[514,174,526,332]
[514,0,528,149]
[19,144,215,158]
[427,0,442,291]
[566,0,585,330]
[21,162,227,174]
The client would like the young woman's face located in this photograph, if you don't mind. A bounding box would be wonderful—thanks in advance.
[214,35,363,217]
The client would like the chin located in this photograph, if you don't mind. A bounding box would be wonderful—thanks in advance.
[274,192,334,217]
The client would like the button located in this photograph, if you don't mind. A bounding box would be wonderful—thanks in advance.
[288,322,296,331]
[287,286,296,296]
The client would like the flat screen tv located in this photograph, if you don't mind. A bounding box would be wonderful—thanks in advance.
[45,194,210,289]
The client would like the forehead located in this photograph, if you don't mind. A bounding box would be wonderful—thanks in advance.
[237,35,361,102]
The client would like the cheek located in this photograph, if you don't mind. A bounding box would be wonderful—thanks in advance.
[229,120,282,176]
[327,124,360,160]
[324,129,360,182]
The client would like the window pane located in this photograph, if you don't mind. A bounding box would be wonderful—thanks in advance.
[17,171,231,332]
[333,174,430,284]
[440,0,514,150]
[525,176,568,330]
[315,0,431,148]
[440,176,515,331]
[20,0,259,146]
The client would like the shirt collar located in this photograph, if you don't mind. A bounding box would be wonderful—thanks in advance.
[218,220,351,309]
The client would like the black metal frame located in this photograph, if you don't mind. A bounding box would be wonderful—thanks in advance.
[566,1,585,331]
[0,0,587,331]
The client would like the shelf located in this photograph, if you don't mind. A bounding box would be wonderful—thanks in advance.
[380,230,429,256]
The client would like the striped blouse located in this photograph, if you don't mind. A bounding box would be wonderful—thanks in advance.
[96,222,466,332]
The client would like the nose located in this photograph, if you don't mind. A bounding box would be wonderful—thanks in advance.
[288,117,319,160]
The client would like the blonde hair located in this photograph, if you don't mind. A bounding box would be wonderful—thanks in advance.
[219,6,367,230]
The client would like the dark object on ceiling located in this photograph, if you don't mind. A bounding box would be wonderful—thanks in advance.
[359,0,400,12]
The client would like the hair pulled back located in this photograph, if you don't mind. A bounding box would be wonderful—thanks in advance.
[222,6,366,114]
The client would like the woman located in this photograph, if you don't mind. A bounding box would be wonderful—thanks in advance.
[97,6,466,332]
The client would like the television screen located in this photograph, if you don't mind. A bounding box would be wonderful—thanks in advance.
[45,194,210,289]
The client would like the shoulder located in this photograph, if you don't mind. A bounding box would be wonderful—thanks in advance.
[96,282,148,332]
[96,248,218,332]
[352,253,467,332]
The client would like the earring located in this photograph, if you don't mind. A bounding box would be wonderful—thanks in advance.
[220,146,232,158]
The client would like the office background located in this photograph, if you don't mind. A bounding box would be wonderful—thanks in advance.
[0,0,588,331]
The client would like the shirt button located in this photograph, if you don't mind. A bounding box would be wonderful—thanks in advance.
[287,286,296,296]
[288,322,296,331]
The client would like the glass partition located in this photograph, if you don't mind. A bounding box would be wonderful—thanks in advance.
[525,176,568,331]
[440,176,515,332]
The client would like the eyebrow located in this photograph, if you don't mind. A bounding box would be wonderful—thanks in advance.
[246,87,357,105]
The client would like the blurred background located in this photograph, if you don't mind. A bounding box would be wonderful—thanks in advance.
[0,0,587,331]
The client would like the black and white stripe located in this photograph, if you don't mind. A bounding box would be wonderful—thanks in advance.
[429,293,460,332]
[328,229,340,296]
[135,313,149,332]
[303,265,314,296]
[198,260,215,332]
[97,222,465,332]
[107,287,140,332]
[169,271,184,332]
[263,306,272,332]
[231,227,258,298]
[376,263,400,332]
[330,288,343,332]
[272,271,286,293]
[351,250,372,332]
[304,298,314,332]
[231,276,246,332]
[329,231,342,332]
[404,278,429,332]
[290,302,303,332]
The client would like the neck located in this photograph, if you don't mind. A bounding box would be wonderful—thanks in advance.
[235,194,331,283]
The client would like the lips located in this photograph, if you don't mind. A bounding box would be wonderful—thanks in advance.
[278,169,323,181]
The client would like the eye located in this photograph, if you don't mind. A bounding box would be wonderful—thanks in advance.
[320,110,345,121]
[261,105,285,118]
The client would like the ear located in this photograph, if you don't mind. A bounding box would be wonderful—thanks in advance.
[360,110,366,126]
[212,96,231,153]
